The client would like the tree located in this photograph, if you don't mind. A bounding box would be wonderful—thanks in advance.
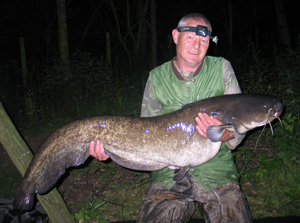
[102,0,150,66]
[227,0,233,52]
[57,0,70,62]
[150,0,157,67]
[274,0,291,48]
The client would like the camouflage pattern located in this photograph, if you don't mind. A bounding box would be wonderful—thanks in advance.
[137,173,252,223]
[140,57,241,118]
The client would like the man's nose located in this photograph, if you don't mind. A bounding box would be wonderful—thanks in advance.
[193,38,201,49]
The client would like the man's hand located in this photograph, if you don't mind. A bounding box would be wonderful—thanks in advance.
[89,140,109,161]
[195,113,235,141]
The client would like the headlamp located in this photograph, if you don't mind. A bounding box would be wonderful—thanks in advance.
[177,25,218,44]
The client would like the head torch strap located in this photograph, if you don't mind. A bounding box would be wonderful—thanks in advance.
[177,25,218,44]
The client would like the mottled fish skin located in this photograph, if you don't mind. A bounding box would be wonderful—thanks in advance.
[13,94,283,210]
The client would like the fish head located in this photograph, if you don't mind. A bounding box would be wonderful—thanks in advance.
[224,94,284,134]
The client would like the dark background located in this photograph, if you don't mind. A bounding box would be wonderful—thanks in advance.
[0,0,299,135]
[1,0,299,59]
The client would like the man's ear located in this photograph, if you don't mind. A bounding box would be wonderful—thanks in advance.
[172,29,179,44]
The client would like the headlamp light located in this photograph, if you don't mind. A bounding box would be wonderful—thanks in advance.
[177,25,218,44]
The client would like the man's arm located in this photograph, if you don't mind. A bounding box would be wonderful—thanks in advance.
[194,59,243,145]
[140,76,162,118]
[222,59,245,149]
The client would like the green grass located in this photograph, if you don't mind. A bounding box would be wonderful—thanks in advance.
[0,166,22,199]
[235,145,300,219]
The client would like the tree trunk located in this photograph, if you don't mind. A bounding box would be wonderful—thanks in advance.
[252,0,259,47]
[110,0,132,63]
[228,0,233,52]
[57,0,69,62]
[138,0,148,60]
[150,0,157,68]
[0,101,75,223]
[274,0,291,48]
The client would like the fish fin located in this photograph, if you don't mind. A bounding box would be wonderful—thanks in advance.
[36,144,91,195]
[206,124,233,142]
[173,167,190,181]
[13,142,91,211]
[13,181,35,210]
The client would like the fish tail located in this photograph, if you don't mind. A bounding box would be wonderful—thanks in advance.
[13,182,35,211]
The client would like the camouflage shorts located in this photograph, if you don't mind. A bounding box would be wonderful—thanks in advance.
[137,173,252,223]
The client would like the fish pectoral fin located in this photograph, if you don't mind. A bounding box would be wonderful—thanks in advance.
[206,124,233,142]
[173,167,190,181]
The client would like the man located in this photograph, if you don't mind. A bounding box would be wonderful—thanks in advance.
[90,13,252,222]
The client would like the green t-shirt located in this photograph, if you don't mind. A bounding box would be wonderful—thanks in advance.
[149,56,240,192]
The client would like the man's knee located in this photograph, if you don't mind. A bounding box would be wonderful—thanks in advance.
[137,184,195,223]
[200,181,252,223]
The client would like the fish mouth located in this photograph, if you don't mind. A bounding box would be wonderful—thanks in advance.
[264,101,284,135]
[267,101,284,120]
[274,102,284,118]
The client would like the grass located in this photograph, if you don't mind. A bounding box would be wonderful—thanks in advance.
[235,142,300,219]
[69,161,151,222]
[0,165,22,198]
[249,159,300,218]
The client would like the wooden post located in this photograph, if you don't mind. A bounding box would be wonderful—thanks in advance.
[0,101,75,223]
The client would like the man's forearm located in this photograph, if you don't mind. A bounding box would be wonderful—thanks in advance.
[220,129,235,142]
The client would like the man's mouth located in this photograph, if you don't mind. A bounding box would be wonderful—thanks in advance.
[188,51,199,55]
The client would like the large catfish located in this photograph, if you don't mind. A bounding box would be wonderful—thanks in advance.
[13,94,283,210]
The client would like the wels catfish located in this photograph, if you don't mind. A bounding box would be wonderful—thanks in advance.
[13,94,283,210]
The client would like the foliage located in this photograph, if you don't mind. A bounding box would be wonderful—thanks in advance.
[0,50,149,134]
[229,38,300,218]
[237,147,300,218]
[75,199,107,223]
[40,50,114,118]
[239,38,300,116]
[256,159,300,217]
[272,113,300,160]
[69,160,151,222]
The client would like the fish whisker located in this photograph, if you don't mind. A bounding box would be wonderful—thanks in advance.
[255,110,276,153]
[277,117,283,127]
[268,121,274,135]
[255,124,267,154]
[254,113,280,153]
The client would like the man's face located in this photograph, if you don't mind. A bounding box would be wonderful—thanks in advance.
[172,19,210,71]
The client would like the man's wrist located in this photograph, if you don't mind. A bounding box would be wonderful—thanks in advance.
[220,129,235,141]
